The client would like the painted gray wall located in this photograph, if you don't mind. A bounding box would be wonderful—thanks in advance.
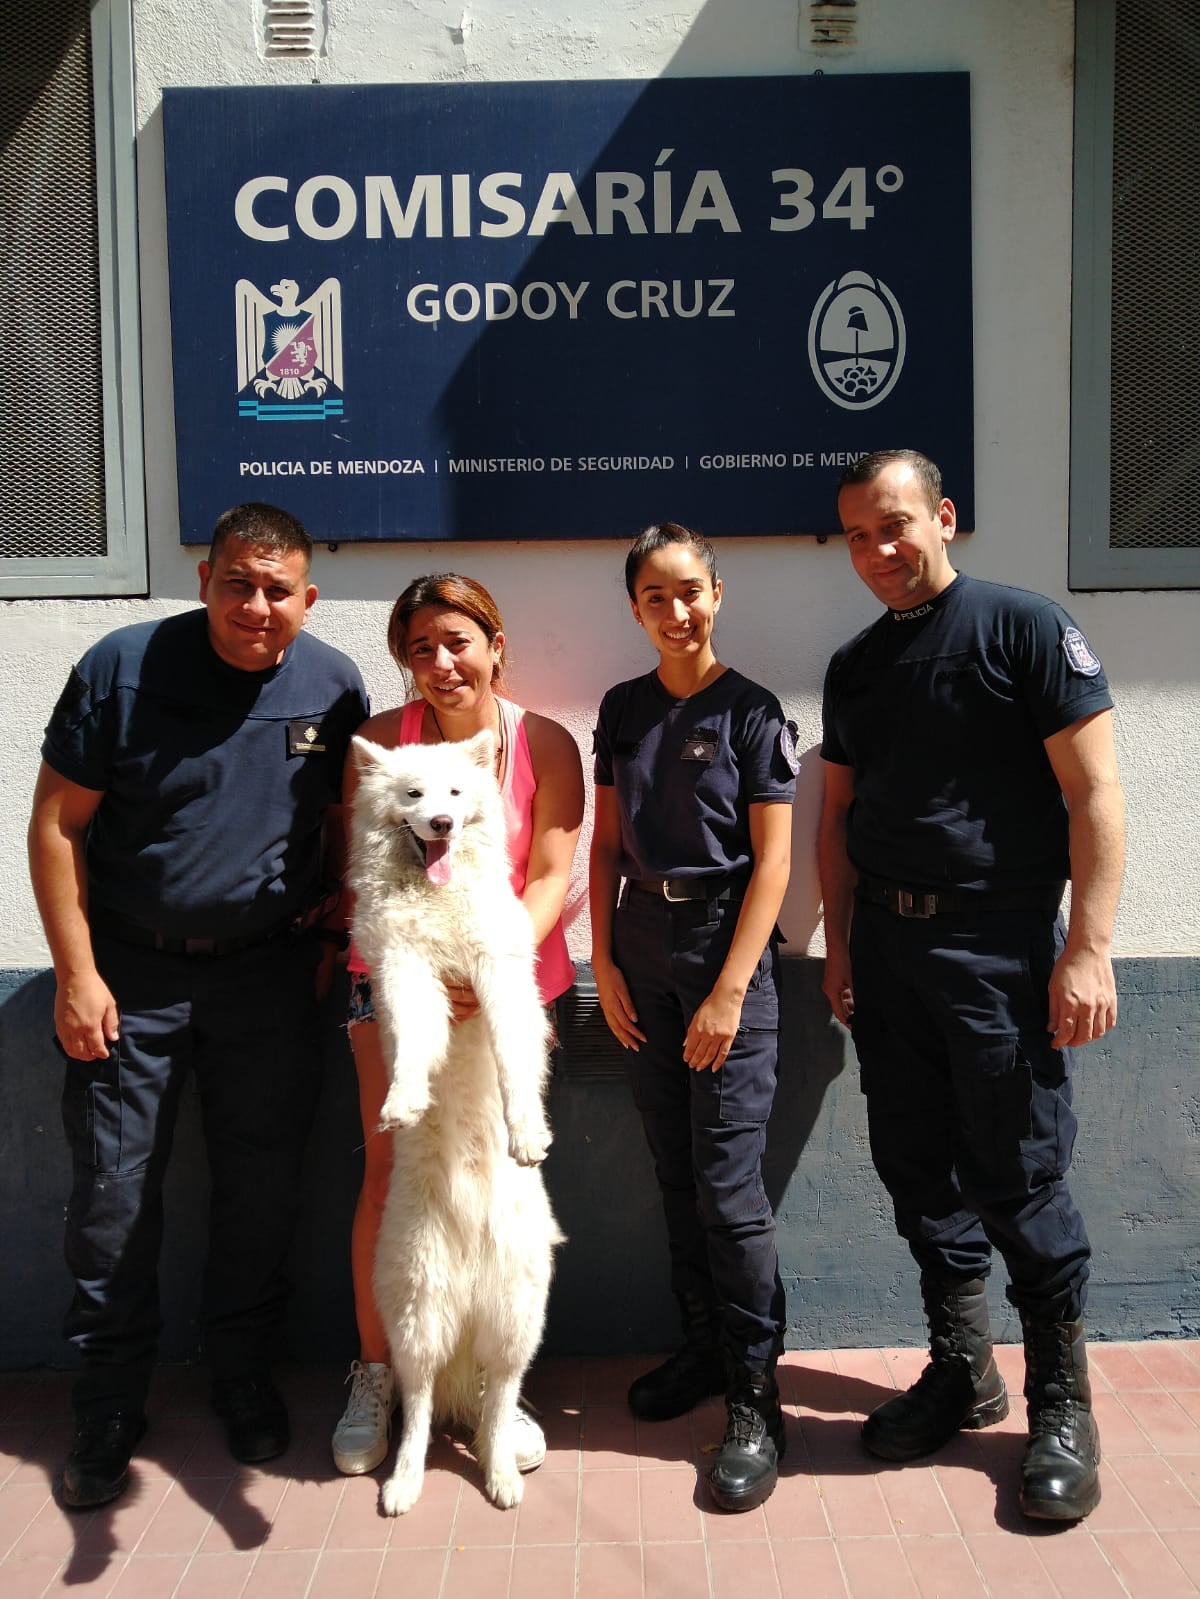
[3,954,1196,1375]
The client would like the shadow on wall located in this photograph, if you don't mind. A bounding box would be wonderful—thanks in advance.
[4,953,1197,1371]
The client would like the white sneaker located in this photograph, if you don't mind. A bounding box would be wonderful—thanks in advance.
[332,1360,394,1475]
[459,1394,547,1472]
[511,1403,547,1472]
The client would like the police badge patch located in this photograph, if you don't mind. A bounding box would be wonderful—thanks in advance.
[780,720,801,776]
[1061,626,1102,678]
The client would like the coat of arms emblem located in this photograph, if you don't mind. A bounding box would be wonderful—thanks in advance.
[236,277,344,420]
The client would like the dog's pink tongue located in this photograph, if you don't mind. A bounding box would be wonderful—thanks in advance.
[424,839,452,885]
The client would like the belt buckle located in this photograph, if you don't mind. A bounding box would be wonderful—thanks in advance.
[897,890,935,919]
[662,878,688,902]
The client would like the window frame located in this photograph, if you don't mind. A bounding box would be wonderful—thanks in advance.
[0,0,147,599]
[1070,0,1200,590]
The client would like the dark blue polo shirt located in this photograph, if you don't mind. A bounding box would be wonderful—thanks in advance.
[820,573,1113,892]
[594,667,796,883]
[42,608,369,940]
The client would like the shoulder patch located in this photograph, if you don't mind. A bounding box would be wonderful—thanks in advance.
[780,720,801,776]
[1061,625,1102,678]
[48,665,91,730]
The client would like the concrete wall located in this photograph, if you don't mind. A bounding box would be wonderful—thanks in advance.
[2,0,1198,1369]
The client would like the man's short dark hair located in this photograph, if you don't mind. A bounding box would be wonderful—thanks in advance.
[837,450,943,515]
[208,503,313,570]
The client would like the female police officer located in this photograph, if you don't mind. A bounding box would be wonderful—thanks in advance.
[590,524,796,1512]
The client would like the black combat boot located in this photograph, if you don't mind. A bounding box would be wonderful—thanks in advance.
[862,1274,1009,1461]
[708,1360,786,1512]
[1018,1312,1101,1521]
[627,1291,725,1422]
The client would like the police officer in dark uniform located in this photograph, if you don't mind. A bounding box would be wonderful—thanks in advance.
[591,524,796,1512]
[818,451,1124,1522]
[28,503,368,1509]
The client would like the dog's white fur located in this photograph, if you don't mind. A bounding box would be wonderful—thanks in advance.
[348,730,561,1514]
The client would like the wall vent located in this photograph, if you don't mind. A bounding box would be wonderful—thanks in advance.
[264,1,322,60]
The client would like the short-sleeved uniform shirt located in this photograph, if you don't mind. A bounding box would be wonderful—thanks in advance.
[42,608,369,940]
[821,574,1112,892]
[594,668,797,882]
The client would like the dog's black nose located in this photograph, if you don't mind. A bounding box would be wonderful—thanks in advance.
[429,815,454,837]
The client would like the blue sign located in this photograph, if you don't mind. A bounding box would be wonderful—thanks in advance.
[162,76,973,543]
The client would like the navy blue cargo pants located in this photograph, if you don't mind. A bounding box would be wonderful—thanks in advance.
[61,931,323,1418]
[849,902,1091,1321]
[613,886,785,1368]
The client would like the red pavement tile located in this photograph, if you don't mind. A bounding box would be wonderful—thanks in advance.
[772,1539,849,1598]
[642,1538,708,1599]
[1089,1344,1160,1392]
[1031,1527,1133,1598]
[582,1360,648,1409]
[539,1406,583,1470]
[1111,1455,1200,1529]
[173,1550,255,1599]
[134,1484,222,1558]
[635,1416,694,1470]
[762,1465,830,1539]
[1134,1344,1200,1391]
[699,1495,769,1542]
[1093,1529,1199,1597]
[1092,1387,1155,1453]
[441,1543,513,1599]
[447,1478,519,1547]
[580,1470,640,1545]
[260,1479,340,1551]
[967,1530,1065,1598]
[638,1467,702,1543]
[510,1542,578,1593]
[1121,1390,1200,1454]
[0,1483,53,1554]
[106,1554,191,1598]
[1179,1392,1200,1431]
[1162,1530,1200,1584]
[383,1467,460,1549]
[196,1474,286,1554]
[72,1480,173,1556]
[376,1546,449,1598]
[0,1559,64,1599]
[929,1446,1006,1535]
[901,1534,989,1597]
[836,1536,922,1599]
[307,1548,384,1599]
[709,1536,781,1599]
[874,1462,959,1536]
[514,1468,580,1546]
[582,1407,640,1471]
[239,1550,318,1599]
[524,1359,584,1410]
[814,1464,896,1539]
[577,1541,642,1599]
[322,1473,393,1550]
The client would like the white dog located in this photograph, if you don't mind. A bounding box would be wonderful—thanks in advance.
[348,729,562,1514]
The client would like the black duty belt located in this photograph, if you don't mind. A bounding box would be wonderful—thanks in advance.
[856,877,1065,919]
[629,875,746,904]
[92,910,295,957]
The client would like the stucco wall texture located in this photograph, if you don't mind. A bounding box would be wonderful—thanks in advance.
[2,0,1197,971]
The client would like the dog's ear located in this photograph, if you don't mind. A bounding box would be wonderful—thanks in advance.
[351,735,385,769]
[462,729,495,769]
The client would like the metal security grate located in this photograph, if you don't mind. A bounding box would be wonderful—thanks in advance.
[1109,1,1200,550]
[0,1,107,559]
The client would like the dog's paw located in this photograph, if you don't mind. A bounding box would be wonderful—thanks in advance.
[506,1118,552,1167]
[380,1465,423,1517]
[485,1461,525,1510]
[379,1086,429,1131]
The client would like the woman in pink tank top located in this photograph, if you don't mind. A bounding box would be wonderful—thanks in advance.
[331,574,583,1477]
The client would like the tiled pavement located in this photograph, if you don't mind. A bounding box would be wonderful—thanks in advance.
[2,1341,1200,1598]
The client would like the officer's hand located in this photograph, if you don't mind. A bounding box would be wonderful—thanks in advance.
[444,979,482,1025]
[1047,947,1117,1048]
[684,989,743,1072]
[821,948,855,1026]
[55,970,119,1062]
[593,962,646,1052]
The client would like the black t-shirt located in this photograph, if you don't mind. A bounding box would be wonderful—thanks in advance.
[820,573,1113,891]
[42,609,369,939]
[594,667,797,882]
